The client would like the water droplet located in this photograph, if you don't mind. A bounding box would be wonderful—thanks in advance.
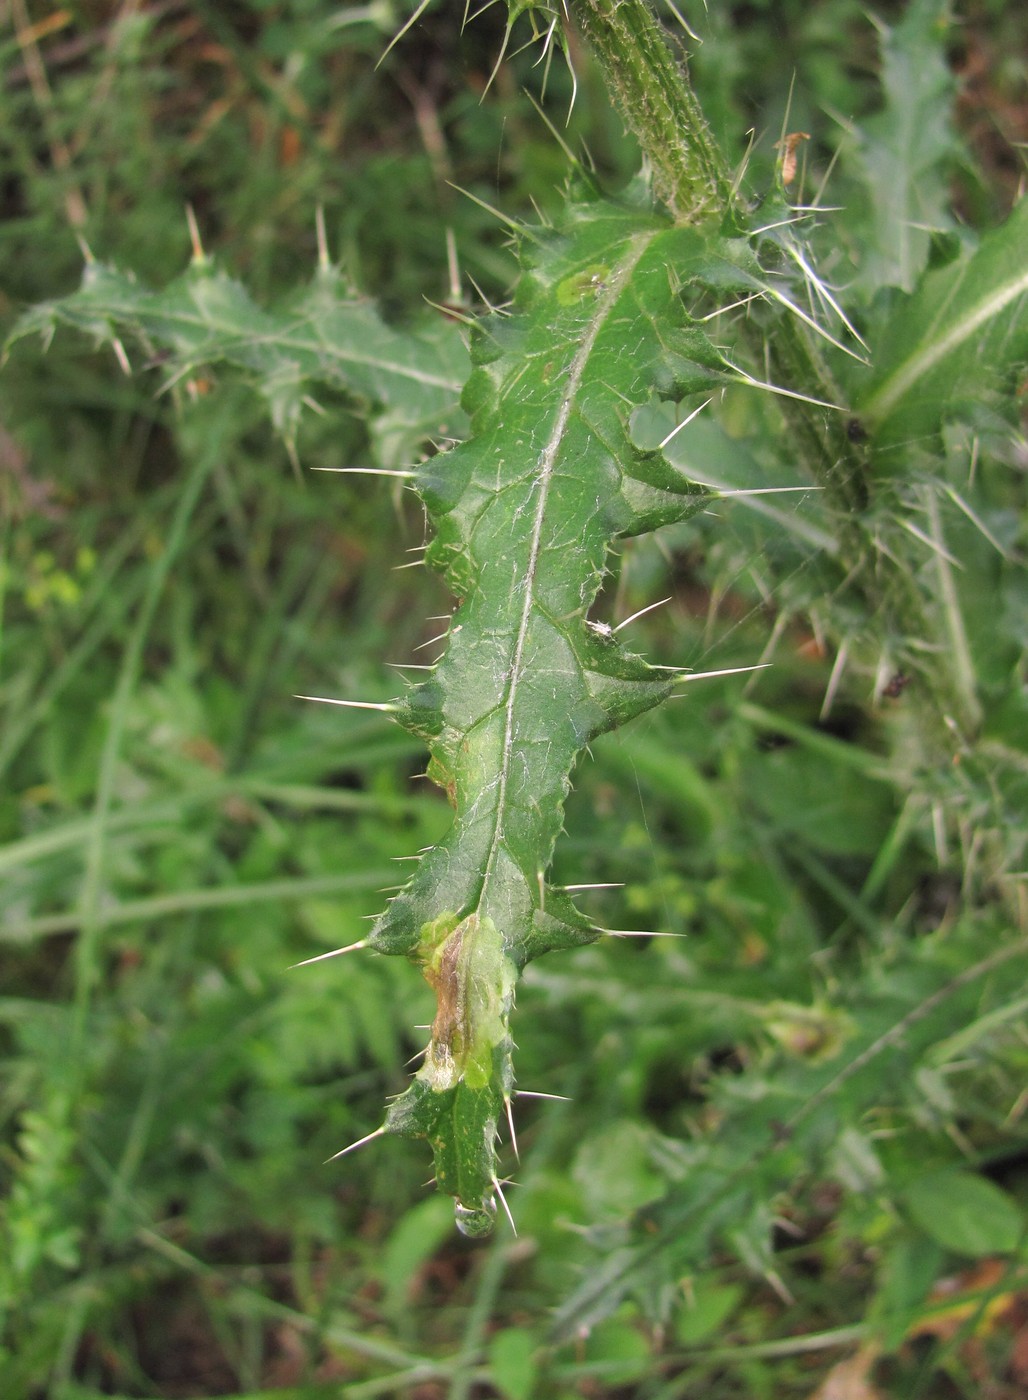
[454,1197,496,1238]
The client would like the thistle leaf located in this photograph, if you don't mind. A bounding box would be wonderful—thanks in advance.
[848,0,959,294]
[858,197,1028,441]
[364,201,736,1230]
[8,259,468,466]
[549,934,1028,1336]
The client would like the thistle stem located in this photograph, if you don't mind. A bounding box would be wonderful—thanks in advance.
[574,0,735,224]
[572,0,975,741]
[575,0,864,511]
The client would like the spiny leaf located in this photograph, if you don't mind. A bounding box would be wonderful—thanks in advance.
[848,0,959,295]
[7,259,468,467]
[549,933,1028,1336]
[858,197,1028,441]
[354,200,737,1231]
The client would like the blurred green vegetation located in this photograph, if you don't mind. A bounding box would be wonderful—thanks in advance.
[2,2,1027,1397]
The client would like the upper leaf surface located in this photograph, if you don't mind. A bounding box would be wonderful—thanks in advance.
[371,201,734,1225]
[848,0,958,295]
[378,204,728,965]
[858,197,1028,440]
[9,260,469,465]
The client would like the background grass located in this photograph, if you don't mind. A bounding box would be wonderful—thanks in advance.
[2,2,1027,1396]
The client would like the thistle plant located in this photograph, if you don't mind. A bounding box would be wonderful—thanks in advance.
[312,204,753,1233]
[9,0,1028,1261]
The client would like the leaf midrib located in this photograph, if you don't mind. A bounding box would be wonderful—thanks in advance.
[864,263,1028,422]
[475,231,653,920]
[66,285,465,393]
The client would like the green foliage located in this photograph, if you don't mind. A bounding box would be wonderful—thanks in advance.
[902,1170,1025,1257]
[10,254,468,466]
[2,0,1027,1396]
[848,0,959,293]
[370,201,735,1224]
[858,197,1028,438]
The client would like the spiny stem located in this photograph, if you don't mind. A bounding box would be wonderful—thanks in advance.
[571,0,972,745]
[574,0,734,224]
[573,4,873,515]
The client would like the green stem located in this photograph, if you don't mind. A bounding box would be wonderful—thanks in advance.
[575,0,734,224]
[575,0,865,513]
[573,0,975,741]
